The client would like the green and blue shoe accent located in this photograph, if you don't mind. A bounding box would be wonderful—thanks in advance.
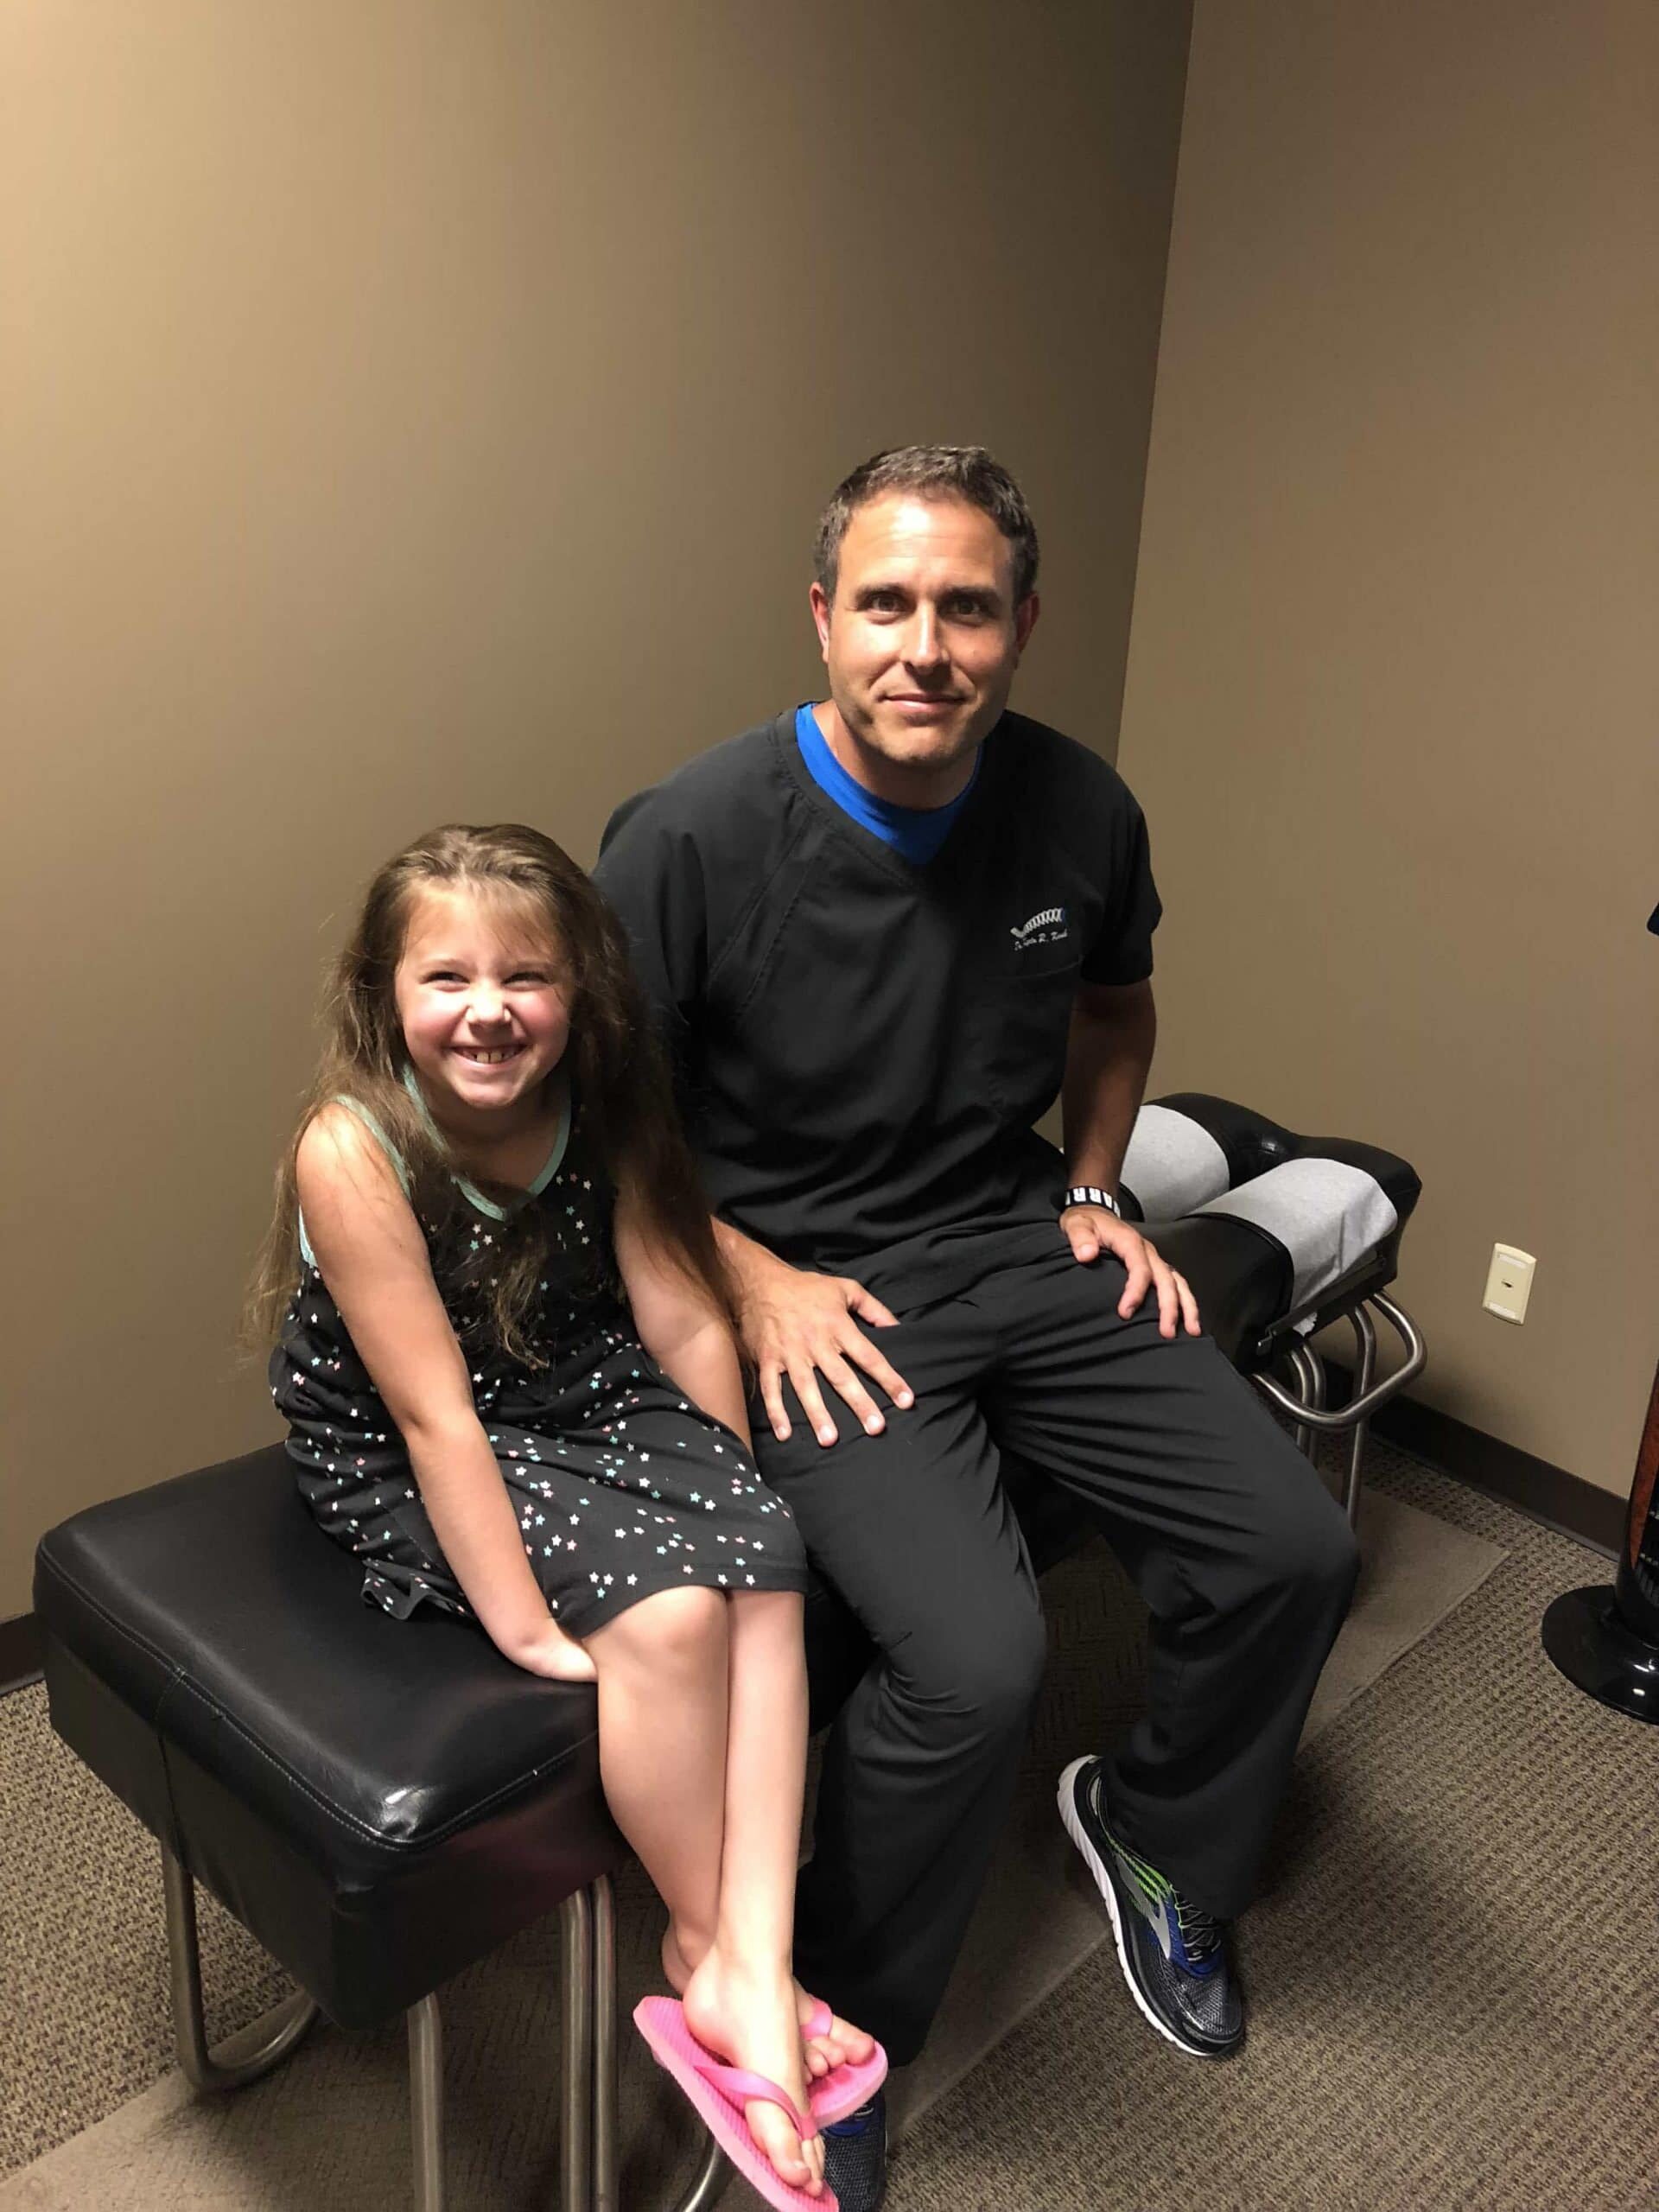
[1058,1755,1244,2058]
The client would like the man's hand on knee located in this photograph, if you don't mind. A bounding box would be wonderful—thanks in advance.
[728,1243,914,1446]
[1059,1205,1202,1340]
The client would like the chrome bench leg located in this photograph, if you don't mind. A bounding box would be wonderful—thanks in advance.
[1342,1304,1378,1533]
[1300,1343,1330,1432]
[670,2137,733,2212]
[1284,1342,1325,1461]
[409,1993,444,2212]
[1255,1294,1427,1541]
[163,1840,443,2208]
[161,1840,319,2091]
[592,1876,619,2212]
[561,1885,595,2212]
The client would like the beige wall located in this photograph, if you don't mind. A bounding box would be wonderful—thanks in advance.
[0,3,1192,1614]
[1119,2,1659,1494]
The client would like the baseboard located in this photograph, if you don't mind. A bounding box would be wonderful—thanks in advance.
[1325,1366,1624,1559]
[0,1611,43,1697]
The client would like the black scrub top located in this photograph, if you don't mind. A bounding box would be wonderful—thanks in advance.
[594,708,1161,1302]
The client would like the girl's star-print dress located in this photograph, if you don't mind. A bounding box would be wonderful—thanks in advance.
[270,1087,806,1638]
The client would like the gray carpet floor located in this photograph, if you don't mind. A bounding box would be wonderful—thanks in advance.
[887,1454,1659,2212]
[2,1443,1654,2209]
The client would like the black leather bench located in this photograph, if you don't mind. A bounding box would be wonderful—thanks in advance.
[33,1095,1422,2212]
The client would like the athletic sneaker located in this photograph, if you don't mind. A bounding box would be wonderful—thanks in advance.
[821,2090,887,2212]
[1058,1754,1244,2058]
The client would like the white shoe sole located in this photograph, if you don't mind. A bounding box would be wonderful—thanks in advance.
[1056,1755,1221,2060]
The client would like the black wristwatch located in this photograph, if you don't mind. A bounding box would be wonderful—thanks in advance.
[1063,1184,1121,1217]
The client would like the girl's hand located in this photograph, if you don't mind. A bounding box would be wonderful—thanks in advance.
[508,1619,599,1683]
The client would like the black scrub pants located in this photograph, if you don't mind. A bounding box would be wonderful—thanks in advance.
[755,1230,1360,2066]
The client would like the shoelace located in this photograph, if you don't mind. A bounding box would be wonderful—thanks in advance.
[1092,1774,1225,1971]
[1173,1894,1224,1967]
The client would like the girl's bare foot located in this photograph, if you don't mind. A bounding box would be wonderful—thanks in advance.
[798,1988,876,2081]
[663,1927,875,2084]
[681,1948,825,2195]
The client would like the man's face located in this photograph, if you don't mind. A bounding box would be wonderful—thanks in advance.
[810,492,1039,791]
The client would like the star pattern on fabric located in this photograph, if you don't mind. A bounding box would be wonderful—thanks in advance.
[274,1103,804,1635]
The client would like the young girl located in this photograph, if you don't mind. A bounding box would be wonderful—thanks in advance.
[251,823,881,2208]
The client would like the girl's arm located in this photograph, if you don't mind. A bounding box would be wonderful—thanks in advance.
[296,1109,594,1681]
[614,1189,752,1449]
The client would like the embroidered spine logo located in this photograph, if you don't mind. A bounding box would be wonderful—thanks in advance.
[1010,905,1069,950]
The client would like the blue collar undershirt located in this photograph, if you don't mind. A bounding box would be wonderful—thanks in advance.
[794,702,978,865]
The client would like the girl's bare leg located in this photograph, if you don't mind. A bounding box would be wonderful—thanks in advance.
[584,1588,729,1985]
[661,1592,877,2080]
[679,1588,826,2190]
[585,1586,821,2193]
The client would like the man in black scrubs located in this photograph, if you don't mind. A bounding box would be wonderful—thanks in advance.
[595,448,1358,2202]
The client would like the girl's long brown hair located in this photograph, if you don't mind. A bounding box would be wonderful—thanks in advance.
[247,823,734,1364]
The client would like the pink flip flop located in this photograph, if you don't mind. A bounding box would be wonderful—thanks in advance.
[634,1996,836,2212]
[799,1999,890,2126]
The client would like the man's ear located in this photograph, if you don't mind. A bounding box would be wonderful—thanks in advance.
[809,580,833,658]
[1014,592,1041,657]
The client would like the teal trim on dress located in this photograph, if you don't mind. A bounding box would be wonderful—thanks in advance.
[297,1077,571,1268]
[333,1096,414,1192]
[400,1065,572,1220]
[297,1096,413,1268]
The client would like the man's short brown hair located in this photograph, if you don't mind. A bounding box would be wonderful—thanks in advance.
[812,445,1040,607]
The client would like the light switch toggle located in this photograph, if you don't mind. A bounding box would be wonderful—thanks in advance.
[1483,1244,1535,1324]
